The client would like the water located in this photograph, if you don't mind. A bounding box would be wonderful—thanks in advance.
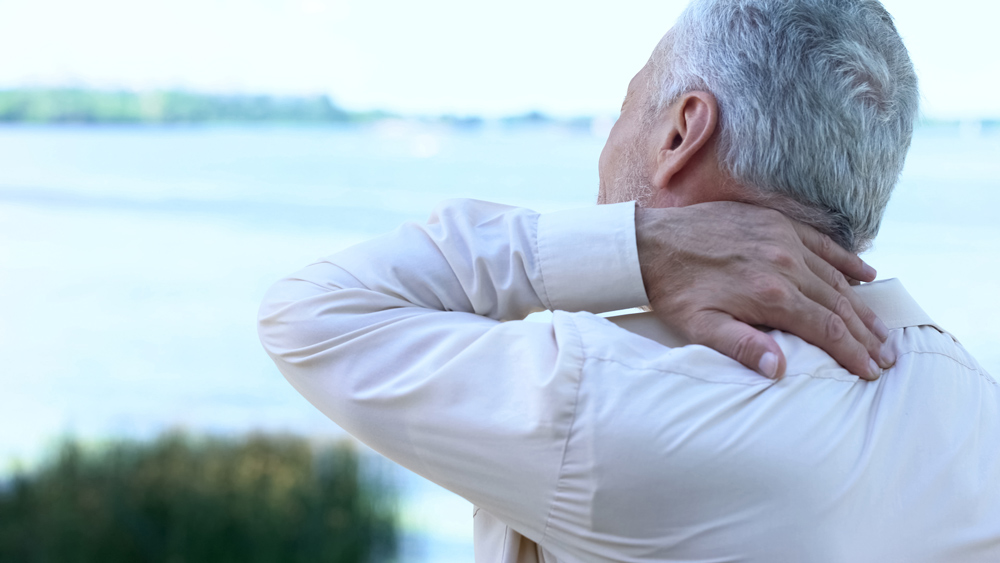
[1,123,998,561]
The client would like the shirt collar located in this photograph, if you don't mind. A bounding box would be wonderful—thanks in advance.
[855,278,941,332]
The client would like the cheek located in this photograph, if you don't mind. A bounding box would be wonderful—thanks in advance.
[599,125,625,179]
[598,146,613,190]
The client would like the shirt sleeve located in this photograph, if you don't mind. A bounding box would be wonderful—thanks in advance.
[257,198,647,543]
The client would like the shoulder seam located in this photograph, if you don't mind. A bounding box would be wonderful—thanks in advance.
[584,349,991,386]
[899,349,993,382]
[589,354,775,386]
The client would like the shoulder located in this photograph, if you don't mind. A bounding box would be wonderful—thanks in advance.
[544,313,1000,561]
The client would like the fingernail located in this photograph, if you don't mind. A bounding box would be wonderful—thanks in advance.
[872,317,889,342]
[862,263,877,280]
[868,358,882,380]
[758,352,779,379]
[880,344,896,368]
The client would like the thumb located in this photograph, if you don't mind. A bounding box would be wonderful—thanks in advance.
[691,312,787,379]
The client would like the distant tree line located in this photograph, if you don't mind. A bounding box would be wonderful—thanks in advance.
[0,89,391,124]
[0,432,396,562]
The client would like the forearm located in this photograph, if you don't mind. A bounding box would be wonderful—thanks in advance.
[256,199,647,537]
[257,199,648,409]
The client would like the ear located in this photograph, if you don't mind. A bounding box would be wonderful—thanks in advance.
[649,91,719,191]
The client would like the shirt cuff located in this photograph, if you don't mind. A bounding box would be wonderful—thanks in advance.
[536,201,649,313]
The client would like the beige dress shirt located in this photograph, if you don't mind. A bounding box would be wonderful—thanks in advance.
[258,199,1000,562]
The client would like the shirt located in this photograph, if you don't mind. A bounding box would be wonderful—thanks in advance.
[257,199,1000,563]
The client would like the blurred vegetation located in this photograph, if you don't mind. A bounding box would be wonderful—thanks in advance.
[0,433,396,562]
[0,89,393,124]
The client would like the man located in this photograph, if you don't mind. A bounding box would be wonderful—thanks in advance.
[259,0,1000,561]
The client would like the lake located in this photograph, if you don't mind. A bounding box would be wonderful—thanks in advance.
[1,122,997,561]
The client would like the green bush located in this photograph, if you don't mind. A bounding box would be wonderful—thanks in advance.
[0,433,396,563]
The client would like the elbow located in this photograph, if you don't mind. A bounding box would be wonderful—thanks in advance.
[257,279,297,366]
[257,275,328,369]
[256,269,361,372]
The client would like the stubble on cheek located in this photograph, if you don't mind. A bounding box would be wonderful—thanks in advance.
[597,177,608,204]
[603,138,654,207]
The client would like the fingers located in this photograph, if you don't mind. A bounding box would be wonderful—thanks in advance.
[800,254,895,371]
[791,222,877,283]
[766,286,885,380]
[688,311,788,379]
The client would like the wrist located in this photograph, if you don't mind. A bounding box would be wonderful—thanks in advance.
[635,207,680,305]
[538,201,648,313]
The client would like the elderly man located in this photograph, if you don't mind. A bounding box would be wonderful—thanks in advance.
[259,0,1000,561]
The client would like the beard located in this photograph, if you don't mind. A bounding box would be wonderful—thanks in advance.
[597,135,655,208]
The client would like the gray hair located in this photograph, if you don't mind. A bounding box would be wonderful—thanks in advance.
[649,0,919,252]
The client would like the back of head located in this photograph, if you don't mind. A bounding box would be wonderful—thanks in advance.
[650,0,919,252]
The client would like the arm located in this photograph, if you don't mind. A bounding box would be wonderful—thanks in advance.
[257,198,888,538]
[258,199,646,543]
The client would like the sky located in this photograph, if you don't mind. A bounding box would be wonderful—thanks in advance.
[0,0,997,119]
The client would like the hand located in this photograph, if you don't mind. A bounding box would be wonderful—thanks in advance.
[636,202,894,380]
